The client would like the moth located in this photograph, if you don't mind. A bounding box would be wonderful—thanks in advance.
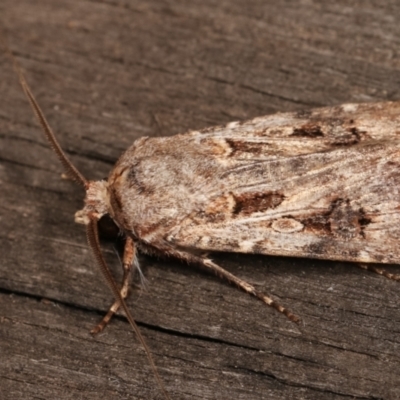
[6,41,400,399]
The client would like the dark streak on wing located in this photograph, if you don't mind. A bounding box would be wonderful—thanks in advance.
[225,138,265,156]
[232,192,285,216]
[291,123,324,138]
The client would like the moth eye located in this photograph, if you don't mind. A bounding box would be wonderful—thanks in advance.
[97,214,120,241]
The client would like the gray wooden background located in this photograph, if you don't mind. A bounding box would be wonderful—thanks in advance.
[1,1,400,399]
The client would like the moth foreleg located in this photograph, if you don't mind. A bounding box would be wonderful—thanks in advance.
[91,236,136,334]
[356,263,400,282]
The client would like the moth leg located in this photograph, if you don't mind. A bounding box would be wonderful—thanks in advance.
[356,263,400,282]
[91,236,135,334]
[200,258,300,323]
[155,242,300,323]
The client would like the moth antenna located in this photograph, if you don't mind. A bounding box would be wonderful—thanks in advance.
[86,220,171,400]
[0,36,88,187]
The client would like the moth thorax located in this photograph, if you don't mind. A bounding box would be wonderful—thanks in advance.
[75,180,110,225]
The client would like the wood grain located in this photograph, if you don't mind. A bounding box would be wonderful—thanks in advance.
[1,1,400,399]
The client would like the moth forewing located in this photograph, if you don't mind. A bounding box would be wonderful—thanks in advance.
[107,102,400,266]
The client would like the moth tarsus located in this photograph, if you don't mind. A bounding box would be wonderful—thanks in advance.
[5,36,400,400]
[356,263,400,282]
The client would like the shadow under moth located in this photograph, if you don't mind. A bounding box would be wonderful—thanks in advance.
[5,43,400,399]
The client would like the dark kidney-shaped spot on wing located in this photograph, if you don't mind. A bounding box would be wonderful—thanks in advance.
[329,198,371,239]
[300,198,371,239]
[330,127,363,146]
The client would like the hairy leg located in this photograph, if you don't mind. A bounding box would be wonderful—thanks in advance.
[145,241,300,323]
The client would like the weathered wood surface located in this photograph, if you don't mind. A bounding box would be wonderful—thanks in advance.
[1,1,400,399]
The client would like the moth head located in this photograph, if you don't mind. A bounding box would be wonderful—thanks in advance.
[75,180,110,225]
[13,66,110,231]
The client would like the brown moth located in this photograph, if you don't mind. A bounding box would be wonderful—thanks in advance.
[5,40,400,399]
